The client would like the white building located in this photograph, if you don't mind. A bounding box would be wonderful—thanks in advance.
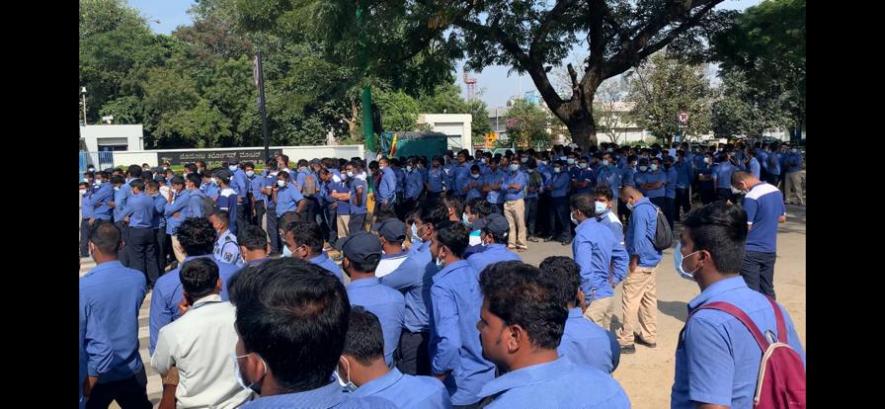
[80,124,145,152]
[416,113,473,154]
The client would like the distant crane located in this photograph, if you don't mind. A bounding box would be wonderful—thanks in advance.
[463,69,477,101]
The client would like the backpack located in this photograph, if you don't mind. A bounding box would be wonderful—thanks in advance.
[691,298,806,409]
[651,204,673,250]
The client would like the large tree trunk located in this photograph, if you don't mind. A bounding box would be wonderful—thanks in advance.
[563,112,598,150]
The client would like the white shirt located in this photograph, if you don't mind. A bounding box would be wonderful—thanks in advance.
[214,229,240,265]
[375,252,408,278]
[150,295,253,409]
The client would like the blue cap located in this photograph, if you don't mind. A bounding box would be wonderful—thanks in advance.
[336,232,382,264]
[378,219,406,242]
[483,213,509,238]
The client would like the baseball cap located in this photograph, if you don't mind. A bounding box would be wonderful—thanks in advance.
[378,219,406,242]
[336,232,382,264]
[483,213,509,238]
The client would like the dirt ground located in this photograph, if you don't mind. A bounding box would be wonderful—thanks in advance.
[519,205,806,409]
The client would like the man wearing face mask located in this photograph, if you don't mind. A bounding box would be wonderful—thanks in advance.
[569,156,595,195]
[783,145,804,206]
[284,220,344,282]
[466,213,521,274]
[375,218,408,278]
[524,160,543,242]
[663,156,678,230]
[338,308,451,408]
[226,161,250,232]
[403,158,425,216]
[119,179,161,287]
[544,160,572,245]
[272,171,306,236]
[237,225,271,268]
[80,223,152,409]
[712,153,739,202]
[377,157,398,212]
[482,157,505,214]
[426,156,446,202]
[347,161,370,234]
[209,210,240,266]
[617,186,662,354]
[80,178,94,257]
[671,202,804,409]
[429,222,496,408]
[200,171,219,201]
[731,171,786,298]
[150,258,254,409]
[635,157,667,214]
[595,153,622,216]
[502,157,528,251]
[338,232,406,368]
[231,259,398,409]
[379,200,448,376]
[696,153,716,205]
[569,193,628,332]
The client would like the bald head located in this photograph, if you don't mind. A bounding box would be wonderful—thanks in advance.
[731,171,759,192]
[621,186,642,201]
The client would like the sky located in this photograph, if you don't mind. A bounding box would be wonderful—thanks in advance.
[128,0,762,110]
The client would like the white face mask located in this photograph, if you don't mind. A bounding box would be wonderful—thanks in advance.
[553,167,562,174]
[411,223,423,244]
[570,211,579,225]
[639,166,648,172]
[602,160,610,166]
[567,158,576,165]
[509,164,519,172]
[406,166,413,172]
[650,164,658,171]
[277,180,286,187]
[229,165,238,171]
[246,170,254,177]
[471,173,480,179]
[480,158,488,164]
[113,186,121,192]
[578,162,588,169]
[595,201,607,215]
[346,171,354,178]
[211,177,218,185]
[520,157,528,163]
[79,189,87,195]
[232,352,265,395]
[334,369,357,393]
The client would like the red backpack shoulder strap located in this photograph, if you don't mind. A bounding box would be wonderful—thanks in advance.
[691,301,770,351]
[766,297,788,343]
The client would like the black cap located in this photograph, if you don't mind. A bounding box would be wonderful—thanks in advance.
[378,219,406,242]
[336,232,382,264]
[483,213,509,238]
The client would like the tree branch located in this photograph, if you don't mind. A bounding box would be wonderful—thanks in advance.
[529,0,578,62]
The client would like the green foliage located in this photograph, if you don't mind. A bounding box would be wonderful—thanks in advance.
[375,90,420,132]
[711,71,789,138]
[505,99,550,148]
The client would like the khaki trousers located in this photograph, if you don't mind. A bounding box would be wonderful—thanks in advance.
[584,296,615,331]
[785,171,804,205]
[503,198,527,247]
[337,214,351,239]
[171,235,186,264]
[617,266,658,345]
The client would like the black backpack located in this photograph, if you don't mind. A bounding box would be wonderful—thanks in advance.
[651,204,673,250]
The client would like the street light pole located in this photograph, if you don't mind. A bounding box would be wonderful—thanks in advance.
[81,87,87,126]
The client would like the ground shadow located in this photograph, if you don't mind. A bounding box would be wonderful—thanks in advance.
[658,300,689,323]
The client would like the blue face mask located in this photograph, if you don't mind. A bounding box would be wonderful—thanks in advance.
[595,201,608,215]
[334,369,358,393]
[232,352,265,395]
[673,242,701,280]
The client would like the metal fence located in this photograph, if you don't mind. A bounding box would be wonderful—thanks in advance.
[79,151,114,181]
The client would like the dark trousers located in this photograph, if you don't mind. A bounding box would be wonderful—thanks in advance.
[349,213,367,234]
[618,198,631,226]
[663,197,675,230]
[551,196,571,242]
[650,196,667,211]
[236,198,248,231]
[299,197,318,225]
[394,192,407,220]
[700,183,716,205]
[395,330,431,376]
[322,205,338,245]
[127,227,159,285]
[524,197,539,237]
[114,221,130,267]
[489,203,502,214]
[741,251,777,299]
[716,188,734,202]
[427,191,443,202]
[85,370,152,409]
[675,188,691,221]
[80,219,91,257]
[766,173,780,187]
[155,229,167,275]
[401,198,419,218]
[253,200,266,227]
[267,206,281,253]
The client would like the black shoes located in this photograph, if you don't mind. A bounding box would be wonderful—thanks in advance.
[620,344,636,354]
[635,337,657,348]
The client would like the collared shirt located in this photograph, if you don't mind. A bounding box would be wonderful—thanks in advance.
[79,260,147,382]
[621,166,636,187]
[121,192,156,229]
[784,151,803,173]
[478,357,630,409]
[152,194,166,229]
[748,157,761,179]
[376,251,408,278]
[81,189,94,219]
[766,151,782,175]
[276,184,304,215]
[347,278,406,367]
[712,162,737,190]
[352,368,451,409]
[671,276,805,409]
[545,171,570,197]
[329,174,351,214]
[466,243,521,275]
[149,255,240,353]
[635,170,667,198]
[242,380,397,408]
[214,229,240,265]
[570,167,595,194]
[201,182,220,201]
[378,167,397,203]
[251,175,268,203]
[91,182,115,220]
[164,190,190,233]
[665,166,678,198]
[80,297,114,408]
[349,178,369,215]
[150,295,254,409]
[379,240,437,333]
[625,198,662,267]
[393,167,406,193]
[112,181,133,221]
[452,163,471,196]
[743,182,785,253]
[429,260,495,405]
[483,169,506,204]
[427,168,446,193]
[596,210,625,246]
[596,165,622,198]
[503,170,527,201]
[310,253,345,282]
[404,169,425,200]
[573,218,616,300]
[463,175,483,201]
[233,168,249,199]
[674,160,693,188]
[558,308,616,373]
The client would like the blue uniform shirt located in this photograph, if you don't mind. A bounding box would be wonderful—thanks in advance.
[329,175,351,215]
[80,298,115,409]
[766,151,782,175]
[784,151,802,173]
[625,198,662,267]
[164,189,190,235]
[311,252,345,282]
[275,184,304,215]
[467,243,521,274]
[242,381,397,409]
[148,255,240,353]
[350,178,369,215]
[503,170,527,201]
[452,163,471,196]
[378,167,397,203]
[665,166,678,198]
[621,166,636,188]
[477,358,630,409]
[352,368,451,409]
[121,192,155,229]
[152,194,166,230]
[483,169,505,204]
[596,165,622,199]
[379,240,437,333]
[213,229,240,265]
[743,182,785,253]
[79,261,147,382]
[545,171,571,198]
[404,169,424,200]
[570,168,595,194]
[675,161,693,188]
[636,170,667,198]
[250,176,267,204]
[749,157,762,179]
[347,278,406,367]
[429,260,496,405]
[427,167,446,193]
[112,181,133,221]
[713,162,737,190]
[573,219,616,300]
[81,189,94,219]
[558,308,616,373]
[233,169,248,199]
[394,167,405,194]
[461,174,482,201]
[200,182,219,201]
[671,276,805,409]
